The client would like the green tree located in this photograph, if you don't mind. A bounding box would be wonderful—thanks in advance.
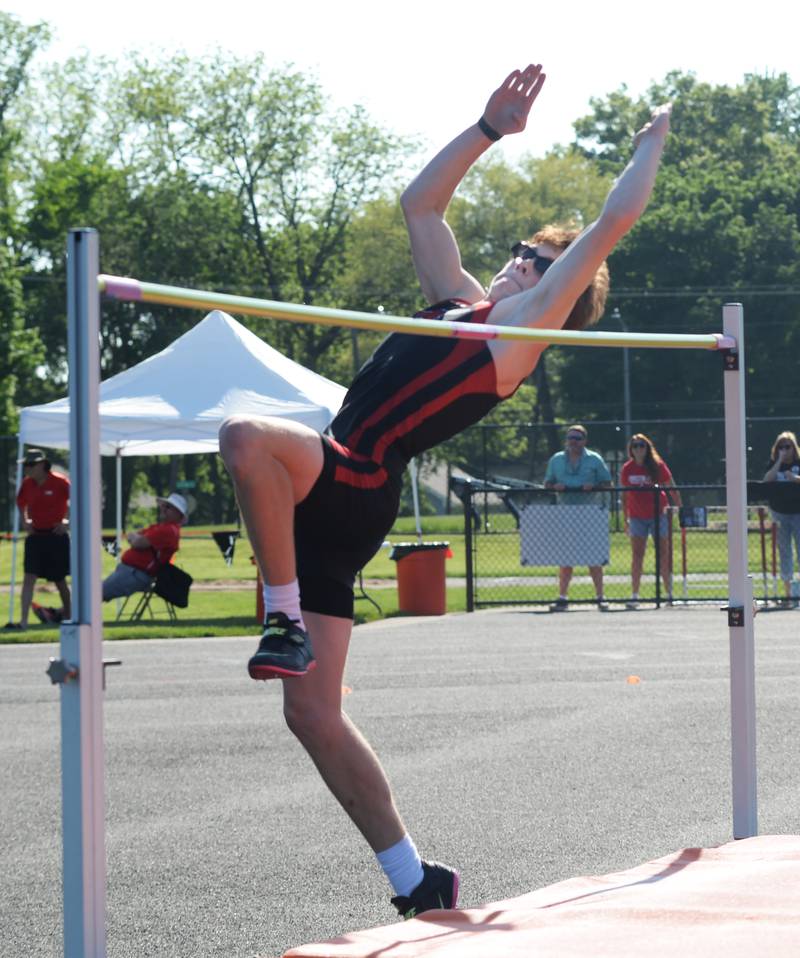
[15,50,412,393]
[0,244,43,432]
[0,13,47,433]
[22,155,251,398]
[0,12,50,236]
[558,71,800,481]
[118,52,412,372]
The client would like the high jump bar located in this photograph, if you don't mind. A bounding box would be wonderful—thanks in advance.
[98,274,736,351]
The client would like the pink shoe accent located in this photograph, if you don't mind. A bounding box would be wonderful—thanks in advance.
[248,660,317,681]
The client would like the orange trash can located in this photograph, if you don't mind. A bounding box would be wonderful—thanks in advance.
[390,542,451,615]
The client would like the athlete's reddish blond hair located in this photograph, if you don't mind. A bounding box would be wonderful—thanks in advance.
[530,225,610,330]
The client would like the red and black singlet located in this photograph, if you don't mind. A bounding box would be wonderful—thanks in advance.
[325,299,502,489]
[295,299,505,616]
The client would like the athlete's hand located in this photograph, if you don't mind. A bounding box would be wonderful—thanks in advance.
[632,103,671,150]
[482,64,546,137]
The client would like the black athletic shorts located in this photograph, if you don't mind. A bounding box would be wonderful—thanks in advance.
[294,435,403,619]
[24,531,71,582]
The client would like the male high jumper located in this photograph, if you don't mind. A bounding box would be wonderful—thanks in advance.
[221,62,671,917]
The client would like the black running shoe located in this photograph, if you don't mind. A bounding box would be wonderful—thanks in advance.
[32,602,56,624]
[247,612,316,680]
[391,861,460,920]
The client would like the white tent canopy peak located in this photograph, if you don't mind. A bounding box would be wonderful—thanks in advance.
[19,310,347,456]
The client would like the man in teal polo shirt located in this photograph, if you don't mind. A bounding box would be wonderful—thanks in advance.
[544,423,612,609]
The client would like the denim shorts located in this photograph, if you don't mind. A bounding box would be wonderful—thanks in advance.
[629,515,669,538]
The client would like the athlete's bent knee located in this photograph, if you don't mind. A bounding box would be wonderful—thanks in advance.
[283,699,342,751]
[219,416,268,471]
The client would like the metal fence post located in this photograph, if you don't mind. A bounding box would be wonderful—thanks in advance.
[464,482,474,613]
[654,486,662,608]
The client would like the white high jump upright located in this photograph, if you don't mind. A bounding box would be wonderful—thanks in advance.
[59,228,107,956]
[723,302,757,838]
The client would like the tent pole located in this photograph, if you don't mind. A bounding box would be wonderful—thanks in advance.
[8,434,24,624]
[409,458,422,542]
[115,450,122,616]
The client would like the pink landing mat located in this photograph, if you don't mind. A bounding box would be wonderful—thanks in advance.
[280,835,800,958]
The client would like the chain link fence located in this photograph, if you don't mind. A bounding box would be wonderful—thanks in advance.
[439,416,800,497]
[452,478,792,610]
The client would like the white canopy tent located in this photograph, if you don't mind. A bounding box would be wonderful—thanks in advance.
[19,308,346,453]
[11,309,348,618]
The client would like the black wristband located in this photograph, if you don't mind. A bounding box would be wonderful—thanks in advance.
[478,116,502,142]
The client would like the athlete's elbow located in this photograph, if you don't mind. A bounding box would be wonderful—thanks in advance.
[400,184,423,219]
[401,184,446,222]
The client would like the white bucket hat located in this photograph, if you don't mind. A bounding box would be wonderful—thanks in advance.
[156,492,188,518]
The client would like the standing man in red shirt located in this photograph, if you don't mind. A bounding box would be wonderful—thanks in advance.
[101,493,187,601]
[5,448,71,630]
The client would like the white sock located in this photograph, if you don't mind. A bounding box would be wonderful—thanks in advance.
[263,580,306,630]
[631,593,639,601]
[376,834,424,897]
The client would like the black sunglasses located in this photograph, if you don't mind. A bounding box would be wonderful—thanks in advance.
[511,242,555,275]
[566,434,585,441]
[631,441,647,449]
[777,443,793,450]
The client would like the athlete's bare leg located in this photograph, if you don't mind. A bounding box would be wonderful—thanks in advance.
[219,416,324,585]
[281,610,407,852]
[221,417,406,847]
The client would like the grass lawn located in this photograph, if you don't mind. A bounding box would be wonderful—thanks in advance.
[0,512,774,642]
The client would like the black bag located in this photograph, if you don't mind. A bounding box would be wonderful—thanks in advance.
[154,563,193,608]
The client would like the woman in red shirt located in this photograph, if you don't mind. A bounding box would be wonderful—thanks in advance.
[621,434,681,608]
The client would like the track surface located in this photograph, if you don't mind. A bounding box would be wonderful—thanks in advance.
[2,606,798,957]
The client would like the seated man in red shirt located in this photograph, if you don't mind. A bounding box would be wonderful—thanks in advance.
[5,448,71,630]
[102,493,187,601]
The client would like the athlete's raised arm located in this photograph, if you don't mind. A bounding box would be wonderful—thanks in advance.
[485,105,672,395]
[495,104,671,335]
[400,64,546,306]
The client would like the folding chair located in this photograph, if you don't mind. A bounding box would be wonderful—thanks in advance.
[355,570,382,615]
[119,563,193,623]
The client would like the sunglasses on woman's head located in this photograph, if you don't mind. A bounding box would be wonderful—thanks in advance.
[511,242,555,275]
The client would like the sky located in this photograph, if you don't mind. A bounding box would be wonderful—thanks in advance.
[5,0,799,163]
